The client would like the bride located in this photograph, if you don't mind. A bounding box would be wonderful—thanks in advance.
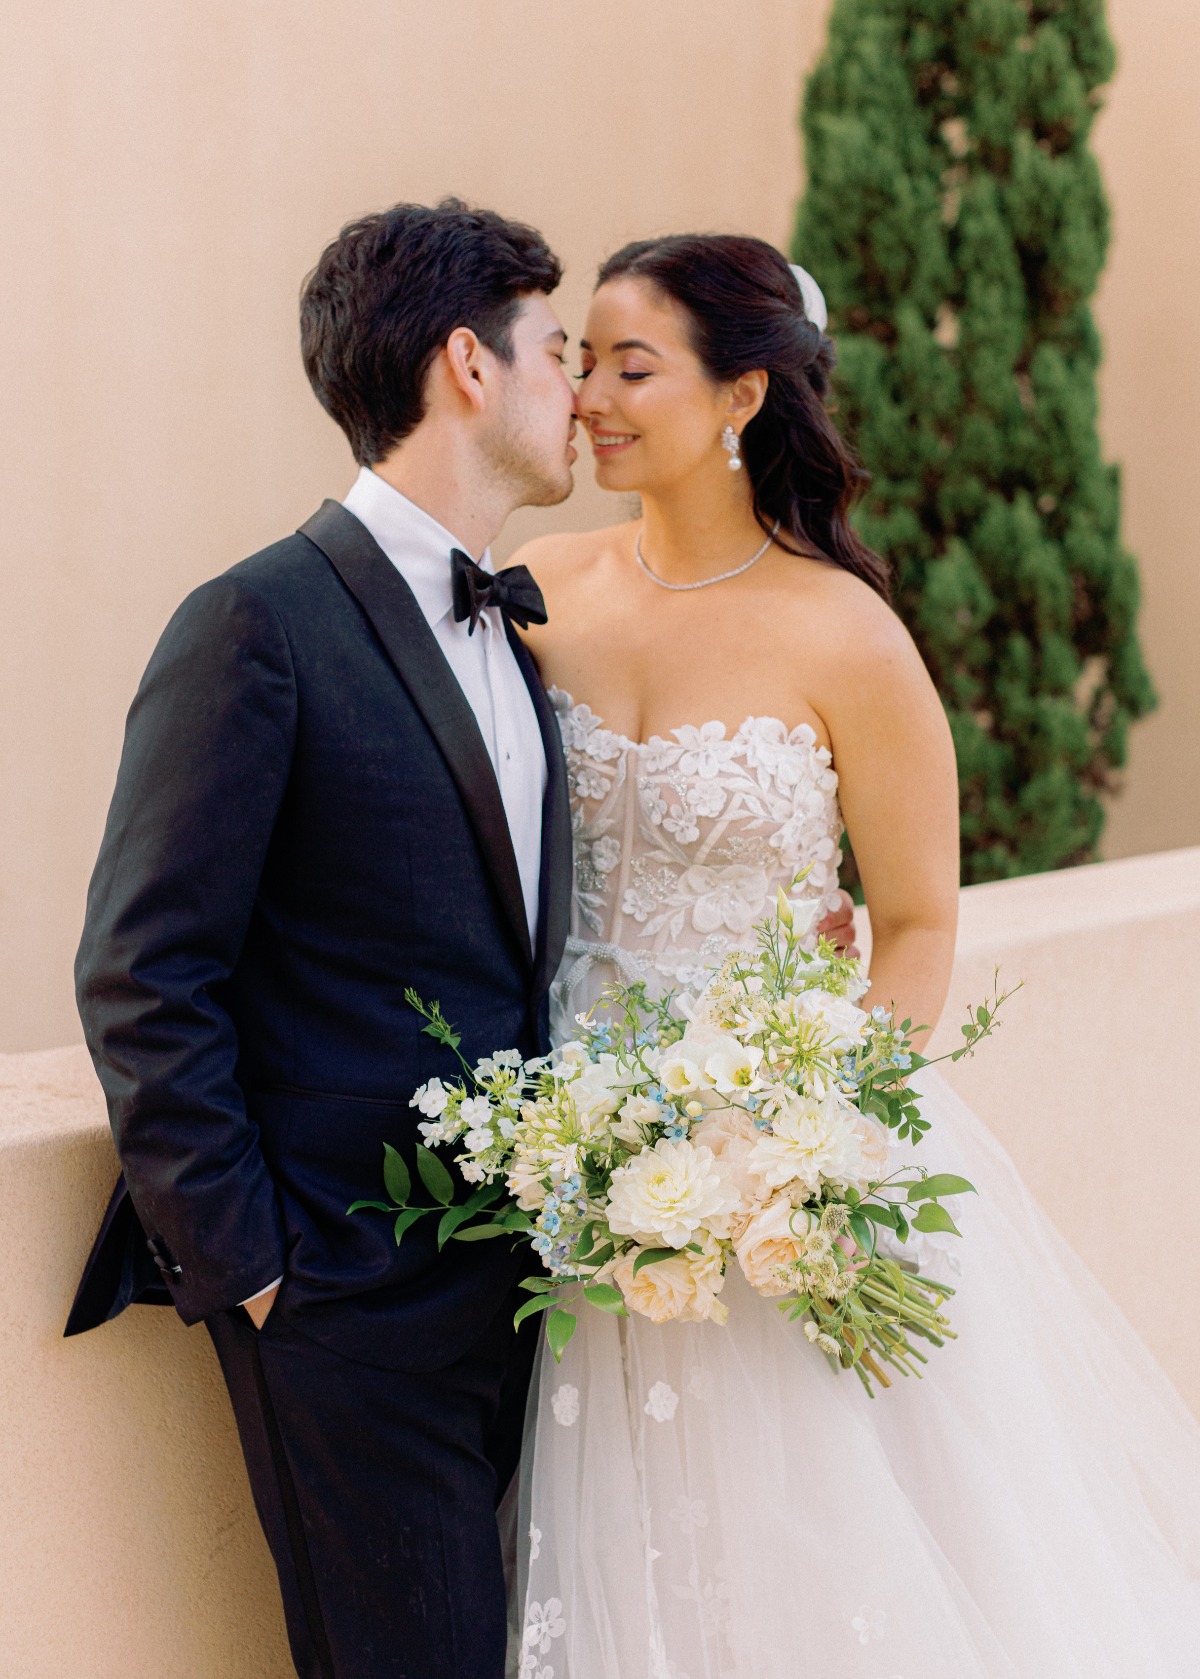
[507,234,1200,1677]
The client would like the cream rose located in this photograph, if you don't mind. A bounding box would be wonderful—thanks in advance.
[851,1111,891,1186]
[691,1107,768,1236]
[611,1235,728,1324]
[734,1194,812,1297]
[793,989,869,1050]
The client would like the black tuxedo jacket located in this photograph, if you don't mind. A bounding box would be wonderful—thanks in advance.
[66,501,572,1370]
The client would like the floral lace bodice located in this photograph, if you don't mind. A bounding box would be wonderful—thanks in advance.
[551,688,843,1012]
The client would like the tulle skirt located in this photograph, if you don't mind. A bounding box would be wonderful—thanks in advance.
[512,1069,1200,1678]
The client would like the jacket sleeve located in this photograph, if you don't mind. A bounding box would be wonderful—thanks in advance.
[75,573,297,1323]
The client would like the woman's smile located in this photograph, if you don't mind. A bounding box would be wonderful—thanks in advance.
[588,427,640,456]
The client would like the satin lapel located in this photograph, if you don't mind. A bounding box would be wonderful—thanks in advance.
[507,623,573,999]
[299,500,533,970]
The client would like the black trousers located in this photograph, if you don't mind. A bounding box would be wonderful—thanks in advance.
[207,1292,537,1679]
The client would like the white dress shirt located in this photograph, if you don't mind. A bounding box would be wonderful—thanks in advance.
[342,466,547,940]
[240,468,548,1310]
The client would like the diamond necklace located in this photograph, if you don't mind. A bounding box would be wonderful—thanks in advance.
[634,520,780,591]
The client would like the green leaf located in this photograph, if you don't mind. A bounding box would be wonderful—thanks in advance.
[847,1210,875,1255]
[347,1199,393,1216]
[415,1144,455,1207]
[465,1180,505,1211]
[583,1283,628,1315]
[631,1246,678,1276]
[858,1202,898,1228]
[572,1220,599,1259]
[499,1209,534,1232]
[906,1173,976,1202]
[519,1276,563,1294]
[393,1207,427,1244]
[437,1206,474,1249]
[513,1294,561,1328]
[382,1143,411,1206]
[912,1201,961,1237]
[893,1208,910,1242]
[546,1308,578,1362]
[450,1221,512,1242]
[580,1241,615,1271]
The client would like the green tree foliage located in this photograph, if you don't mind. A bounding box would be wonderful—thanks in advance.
[795,0,1155,882]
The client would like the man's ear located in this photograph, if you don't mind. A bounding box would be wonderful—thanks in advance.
[442,326,489,415]
[728,369,768,430]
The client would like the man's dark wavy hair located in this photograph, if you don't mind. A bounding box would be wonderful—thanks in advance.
[301,197,563,466]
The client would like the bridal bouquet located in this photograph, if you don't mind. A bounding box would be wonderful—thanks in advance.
[353,882,1012,1394]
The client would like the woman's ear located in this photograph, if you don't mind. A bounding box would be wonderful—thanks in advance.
[728,369,768,429]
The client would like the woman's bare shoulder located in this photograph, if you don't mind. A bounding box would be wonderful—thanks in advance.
[505,521,636,587]
[786,560,918,666]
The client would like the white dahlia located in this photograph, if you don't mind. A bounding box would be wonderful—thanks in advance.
[749,1089,864,1197]
[606,1138,740,1250]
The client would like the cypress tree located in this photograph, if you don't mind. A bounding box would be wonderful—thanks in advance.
[794,0,1155,883]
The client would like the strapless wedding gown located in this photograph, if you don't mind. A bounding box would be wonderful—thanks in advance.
[512,689,1200,1679]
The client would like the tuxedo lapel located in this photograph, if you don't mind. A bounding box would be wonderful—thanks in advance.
[508,623,573,999]
[299,500,533,969]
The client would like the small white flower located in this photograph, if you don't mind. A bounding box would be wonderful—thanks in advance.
[668,1495,709,1534]
[410,1079,449,1117]
[459,1095,492,1128]
[458,1159,486,1184]
[645,1381,679,1423]
[550,1384,580,1427]
[463,1126,494,1154]
[523,1597,566,1654]
[591,834,621,872]
[851,1605,886,1644]
[528,1523,542,1561]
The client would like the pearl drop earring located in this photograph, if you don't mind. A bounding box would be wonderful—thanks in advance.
[722,425,743,471]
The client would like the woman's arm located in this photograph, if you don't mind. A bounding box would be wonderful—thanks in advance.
[816,593,960,1043]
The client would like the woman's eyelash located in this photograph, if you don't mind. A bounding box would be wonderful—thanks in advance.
[573,369,652,382]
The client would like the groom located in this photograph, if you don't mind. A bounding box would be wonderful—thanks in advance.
[67,199,580,1679]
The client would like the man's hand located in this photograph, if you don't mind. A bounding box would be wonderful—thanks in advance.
[817,888,859,959]
[243,1283,280,1330]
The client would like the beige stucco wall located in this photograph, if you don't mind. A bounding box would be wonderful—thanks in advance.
[1,0,1197,1053]
[3,851,1198,1676]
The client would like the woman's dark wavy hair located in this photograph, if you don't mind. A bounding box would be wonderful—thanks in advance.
[596,234,889,599]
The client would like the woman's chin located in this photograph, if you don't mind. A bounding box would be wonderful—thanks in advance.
[591,458,641,494]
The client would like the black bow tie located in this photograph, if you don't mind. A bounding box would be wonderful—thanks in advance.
[450,548,548,635]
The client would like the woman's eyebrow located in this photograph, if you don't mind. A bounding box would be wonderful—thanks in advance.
[578,338,663,356]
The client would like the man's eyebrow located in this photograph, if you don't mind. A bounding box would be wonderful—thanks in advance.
[577,337,663,356]
[543,327,568,345]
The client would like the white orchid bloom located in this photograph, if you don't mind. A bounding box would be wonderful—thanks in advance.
[703,1041,764,1096]
[659,1052,705,1097]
